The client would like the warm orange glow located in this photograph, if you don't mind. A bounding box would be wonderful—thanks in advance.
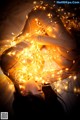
[0,3,79,96]
[6,31,67,95]
[47,13,52,18]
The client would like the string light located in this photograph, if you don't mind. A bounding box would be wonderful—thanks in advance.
[68,75,72,79]
[33,1,37,5]
[64,85,68,90]
[47,13,52,18]
[73,75,77,80]
[11,32,15,35]
[1,2,80,96]
[65,68,69,71]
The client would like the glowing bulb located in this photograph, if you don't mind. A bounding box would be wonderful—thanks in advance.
[35,18,38,22]
[67,51,69,53]
[35,76,39,81]
[34,7,37,10]
[40,6,42,9]
[33,1,37,4]
[73,75,77,80]
[58,77,61,81]
[74,87,77,92]
[68,75,72,79]
[11,51,16,55]
[59,70,63,73]
[52,74,54,78]
[65,68,69,71]
[26,15,28,19]
[47,13,52,18]
[9,84,15,91]
[58,9,60,12]
[7,52,12,56]
[40,1,43,4]
[47,26,52,32]
[22,60,26,64]
[61,8,64,11]
[52,35,56,38]
[19,85,25,89]
[11,41,16,46]
[57,89,61,93]
[45,4,48,7]
[42,80,45,84]
[22,67,27,73]
[73,60,75,64]
[11,32,15,35]
[43,6,46,10]
[64,85,68,90]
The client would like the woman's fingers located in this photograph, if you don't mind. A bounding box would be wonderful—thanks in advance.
[27,35,74,69]
[22,8,76,50]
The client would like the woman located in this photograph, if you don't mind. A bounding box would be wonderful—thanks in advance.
[0,0,80,119]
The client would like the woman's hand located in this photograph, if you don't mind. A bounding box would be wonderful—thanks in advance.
[19,80,45,98]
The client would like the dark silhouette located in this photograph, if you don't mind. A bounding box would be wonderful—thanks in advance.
[12,86,66,120]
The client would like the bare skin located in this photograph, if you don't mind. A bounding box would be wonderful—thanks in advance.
[18,8,77,69]
[0,1,77,97]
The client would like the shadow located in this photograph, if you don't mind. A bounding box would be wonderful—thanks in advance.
[12,86,65,119]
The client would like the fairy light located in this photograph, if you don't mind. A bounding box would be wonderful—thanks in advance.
[52,74,54,78]
[11,41,16,46]
[64,85,68,90]
[73,75,77,80]
[33,1,37,5]
[11,32,15,35]
[78,89,80,93]
[22,59,26,64]
[52,35,56,38]
[47,13,52,18]
[59,70,63,74]
[36,5,39,9]
[61,8,64,12]
[57,88,61,93]
[64,12,66,15]
[54,22,57,24]
[7,52,12,56]
[34,7,37,10]
[12,51,16,55]
[40,6,42,9]
[65,68,69,71]
[26,15,28,19]
[68,75,72,79]
[67,51,69,53]
[40,1,43,5]
[42,80,45,84]
[9,84,15,91]
[53,4,55,7]
[47,26,52,32]
[74,87,77,93]
[50,20,53,23]
[1,2,80,96]
[8,34,65,92]
[73,60,75,64]
[35,18,38,23]
[43,6,46,10]
[58,8,60,12]
[19,85,26,94]
[45,4,48,7]
[50,7,53,10]
[58,77,62,81]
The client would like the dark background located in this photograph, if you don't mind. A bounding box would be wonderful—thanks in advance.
[0,0,80,119]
